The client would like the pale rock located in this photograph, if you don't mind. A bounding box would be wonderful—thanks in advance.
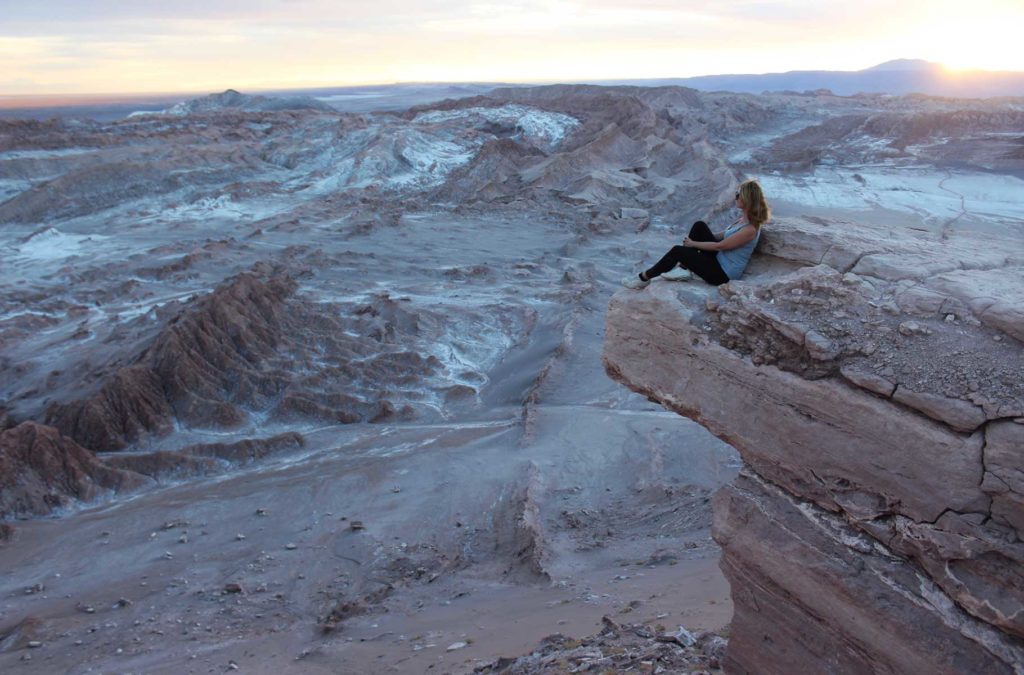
[898,320,923,336]
[839,365,895,397]
[853,253,959,282]
[756,217,881,272]
[892,386,988,432]
[926,270,1024,342]
[895,285,948,315]
[803,330,839,361]
[619,207,649,220]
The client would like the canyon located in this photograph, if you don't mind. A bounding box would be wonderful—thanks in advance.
[1,83,1021,672]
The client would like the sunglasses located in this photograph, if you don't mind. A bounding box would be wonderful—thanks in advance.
[734,191,741,200]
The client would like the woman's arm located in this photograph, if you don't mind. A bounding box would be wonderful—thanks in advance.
[684,225,756,251]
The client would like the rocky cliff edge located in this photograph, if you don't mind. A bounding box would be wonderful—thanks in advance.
[603,215,1024,674]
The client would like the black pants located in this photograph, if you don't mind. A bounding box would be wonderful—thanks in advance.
[644,221,729,286]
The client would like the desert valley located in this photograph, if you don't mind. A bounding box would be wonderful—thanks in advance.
[1,79,1022,673]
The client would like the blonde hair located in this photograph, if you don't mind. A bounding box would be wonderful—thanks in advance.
[737,180,770,229]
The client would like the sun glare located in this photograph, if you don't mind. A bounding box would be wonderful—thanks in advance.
[939,55,1018,73]
[911,12,1024,73]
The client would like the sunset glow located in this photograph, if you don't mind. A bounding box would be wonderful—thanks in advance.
[2,0,1023,97]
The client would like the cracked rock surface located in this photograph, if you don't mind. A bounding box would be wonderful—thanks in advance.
[604,216,1024,673]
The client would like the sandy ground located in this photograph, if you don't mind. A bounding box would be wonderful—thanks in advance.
[1,429,732,673]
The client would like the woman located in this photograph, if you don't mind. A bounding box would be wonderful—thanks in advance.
[622,179,770,288]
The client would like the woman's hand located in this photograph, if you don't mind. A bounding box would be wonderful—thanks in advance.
[684,236,714,250]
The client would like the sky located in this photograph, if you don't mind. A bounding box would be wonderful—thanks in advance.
[2,0,1024,97]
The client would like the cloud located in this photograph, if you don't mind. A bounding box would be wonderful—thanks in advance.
[0,1,472,34]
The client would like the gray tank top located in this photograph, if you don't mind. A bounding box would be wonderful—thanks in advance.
[716,222,760,280]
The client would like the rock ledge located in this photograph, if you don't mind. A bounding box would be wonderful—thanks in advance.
[604,216,1024,673]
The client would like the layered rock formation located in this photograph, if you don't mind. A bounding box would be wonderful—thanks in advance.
[758,108,1024,170]
[44,270,439,452]
[0,263,457,517]
[0,418,306,519]
[46,271,299,451]
[102,432,305,481]
[603,216,1024,673]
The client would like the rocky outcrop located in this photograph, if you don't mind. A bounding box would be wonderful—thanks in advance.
[755,109,1024,169]
[490,463,550,583]
[0,422,150,519]
[422,85,738,219]
[431,138,543,204]
[714,472,1020,674]
[46,272,298,451]
[158,89,336,116]
[0,162,185,224]
[473,616,727,673]
[46,271,437,452]
[603,216,1024,673]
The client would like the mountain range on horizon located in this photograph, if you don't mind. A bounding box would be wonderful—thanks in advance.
[594,58,1024,98]
[2,59,1023,122]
